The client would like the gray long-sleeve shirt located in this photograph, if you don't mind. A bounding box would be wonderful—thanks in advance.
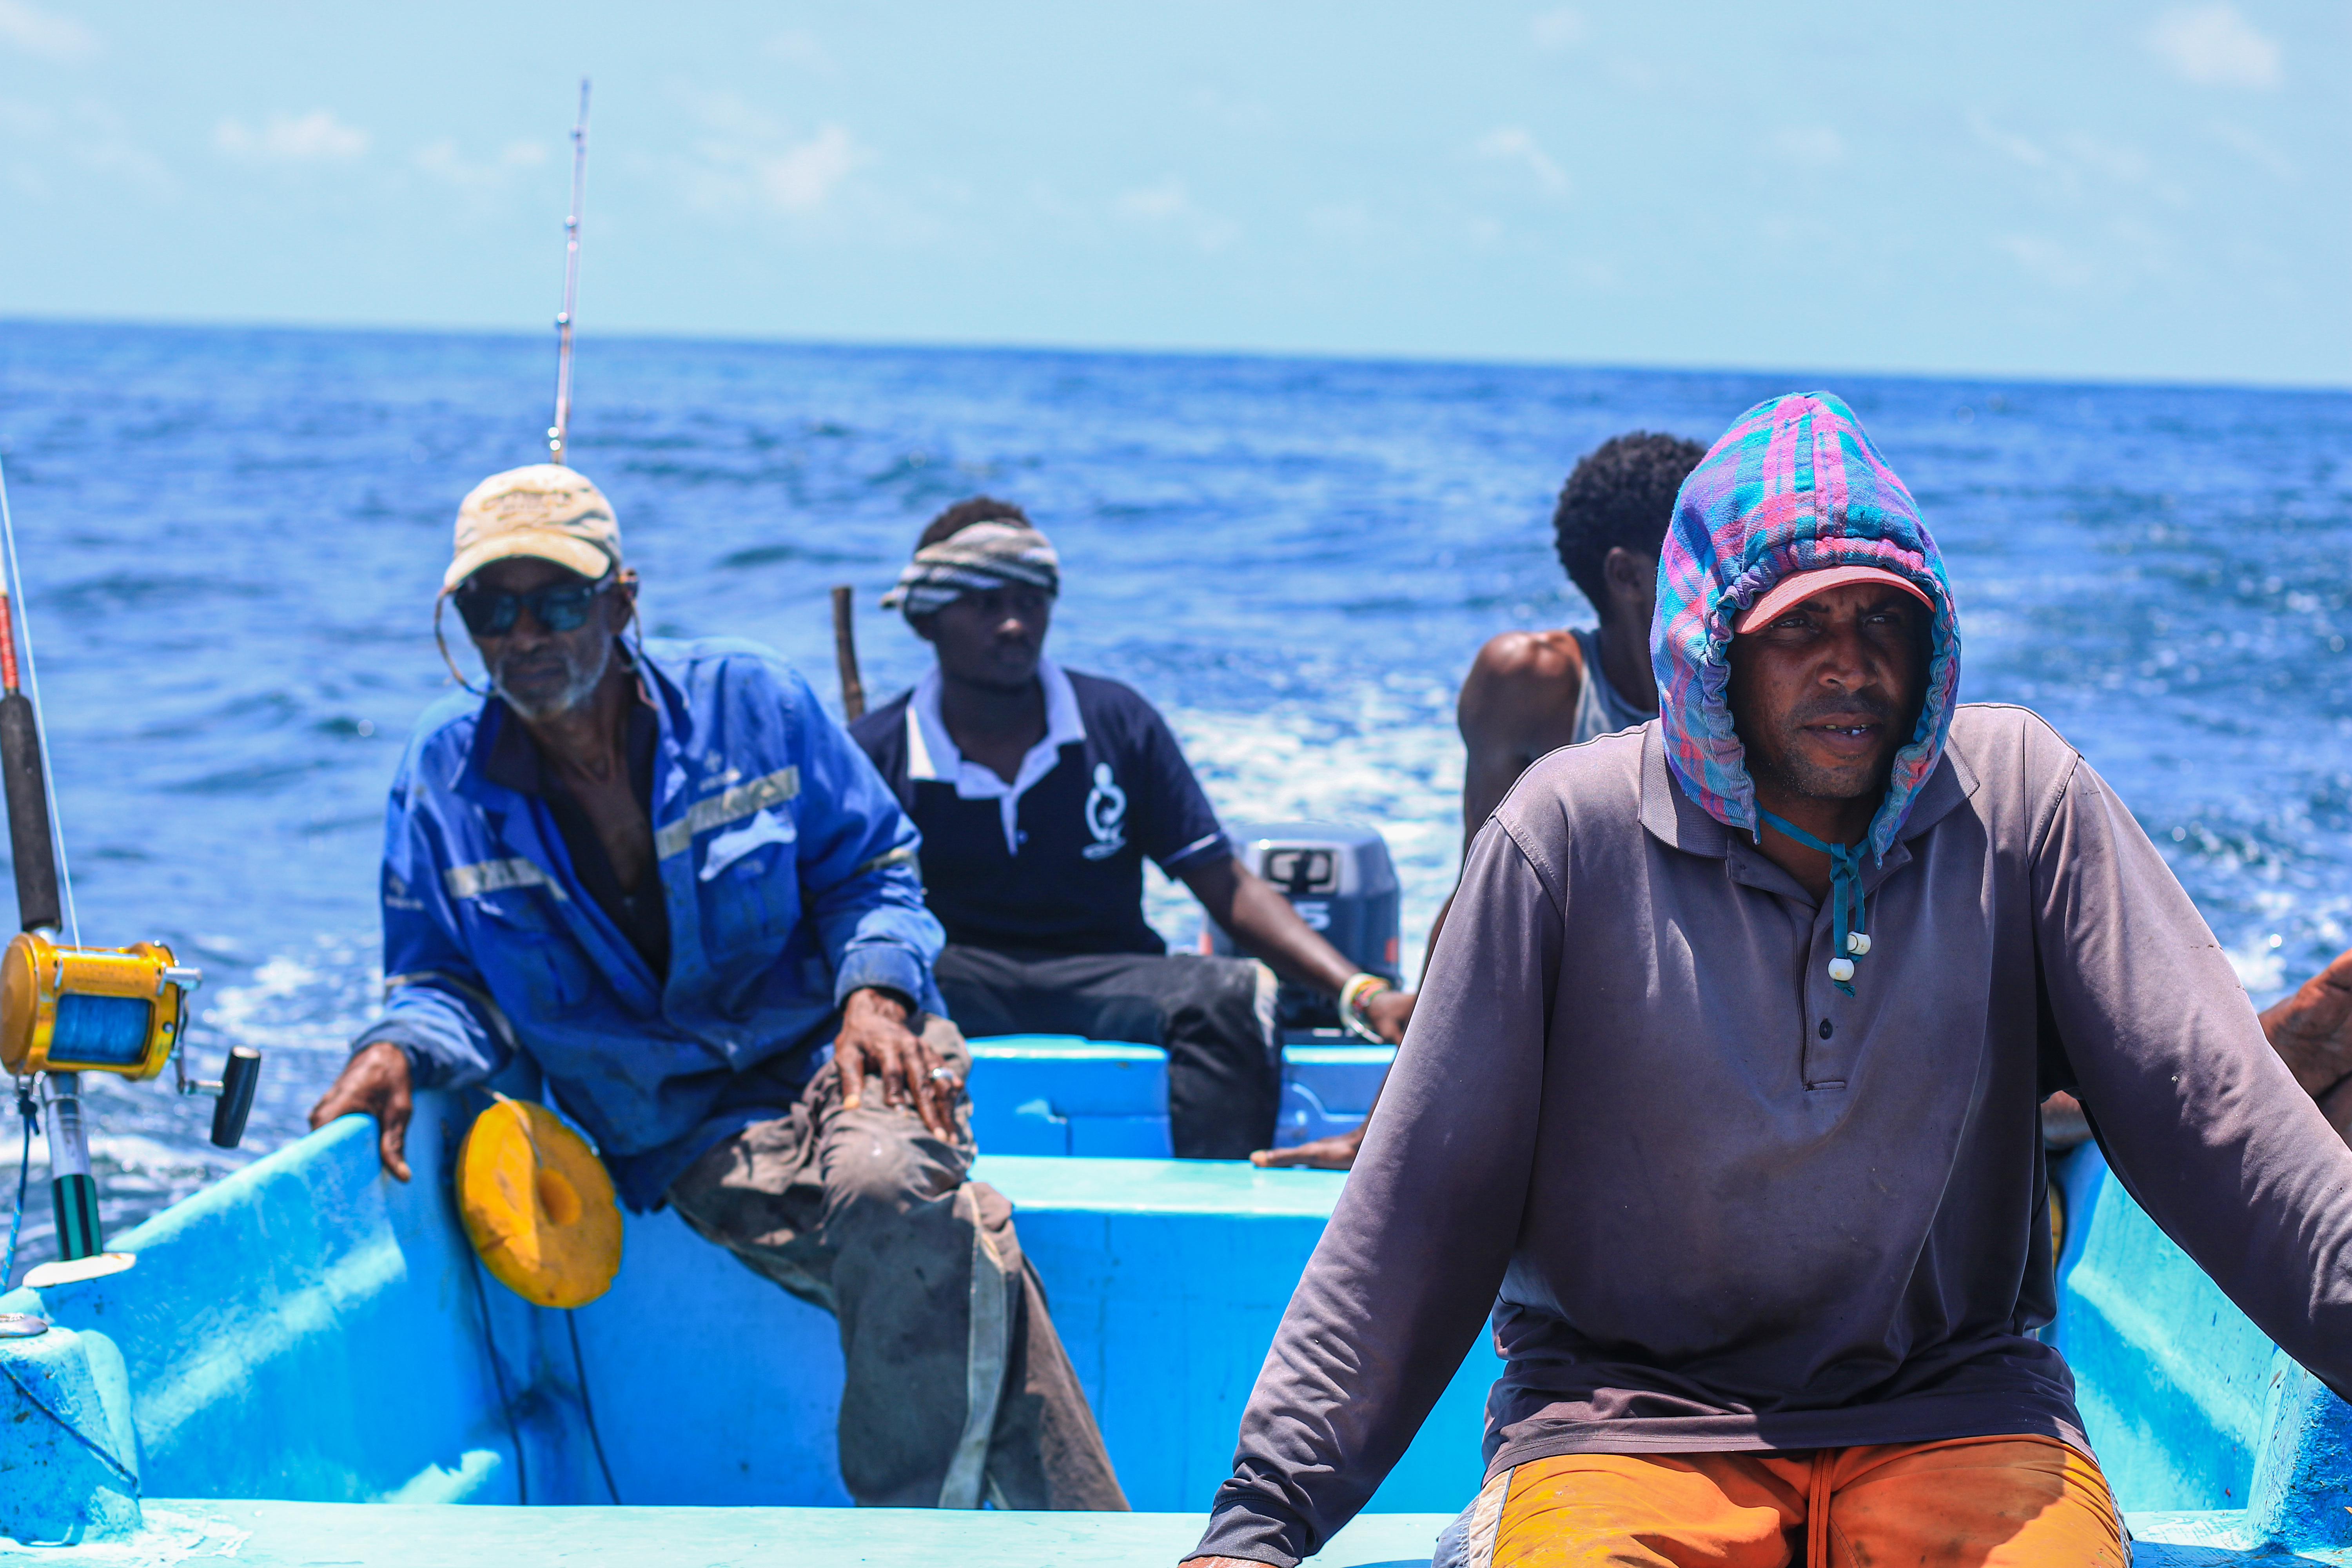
[1195,706,2352,1565]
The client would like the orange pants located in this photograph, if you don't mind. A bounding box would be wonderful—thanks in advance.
[1468,1436,2125,1568]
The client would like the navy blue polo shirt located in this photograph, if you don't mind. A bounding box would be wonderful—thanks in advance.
[849,659,1230,956]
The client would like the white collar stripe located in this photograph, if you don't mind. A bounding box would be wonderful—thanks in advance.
[907,659,1087,857]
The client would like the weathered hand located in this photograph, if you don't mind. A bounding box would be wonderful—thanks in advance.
[1250,1120,1366,1172]
[1363,988,1416,1045]
[308,1038,416,1181]
[835,987,958,1138]
[2260,945,2352,1101]
[2039,1090,2092,1151]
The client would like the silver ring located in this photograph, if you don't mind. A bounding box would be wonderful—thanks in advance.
[928,1067,956,1082]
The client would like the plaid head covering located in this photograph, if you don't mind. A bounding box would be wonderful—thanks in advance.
[1650,390,1962,862]
[880,519,1062,621]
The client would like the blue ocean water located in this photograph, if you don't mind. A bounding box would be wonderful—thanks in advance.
[0,319,2347,1259]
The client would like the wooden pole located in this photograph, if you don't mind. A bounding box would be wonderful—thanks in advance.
[831,585,866,722]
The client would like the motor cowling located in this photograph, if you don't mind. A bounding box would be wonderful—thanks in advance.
[1201,820,1403,1039]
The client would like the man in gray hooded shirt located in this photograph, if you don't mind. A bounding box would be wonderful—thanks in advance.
[1186,393,2352,1568]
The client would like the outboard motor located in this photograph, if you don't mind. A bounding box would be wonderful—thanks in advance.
[1202,820,1402,1041]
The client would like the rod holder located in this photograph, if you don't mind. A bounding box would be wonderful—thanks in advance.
[40,1071,99,1261]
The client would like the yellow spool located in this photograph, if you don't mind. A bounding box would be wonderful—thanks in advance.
[0,931,185,1080]
[456,1097,622,1308]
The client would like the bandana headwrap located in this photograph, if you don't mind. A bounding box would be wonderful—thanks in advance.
[880,519,1062,620]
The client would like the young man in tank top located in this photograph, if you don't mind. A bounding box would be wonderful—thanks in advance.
[1254,434,1704,1171]
[1455,432,1704,849]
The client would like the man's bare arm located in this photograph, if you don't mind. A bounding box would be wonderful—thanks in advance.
[1262,634,1591,1170]
[1182,856,1416,1042]
[2261,945,2352,1140]
[1421,630,1589,982]
[1455,629,1584,854]
[2261,945,2352,1100]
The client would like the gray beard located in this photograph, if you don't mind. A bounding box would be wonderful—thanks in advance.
[1751,745,1880,804]
[495,635,613,720]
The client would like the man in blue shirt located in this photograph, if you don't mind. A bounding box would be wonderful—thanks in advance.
[308,465,1125,1511]
[850,499,1415,1160]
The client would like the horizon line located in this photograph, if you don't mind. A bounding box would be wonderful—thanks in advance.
[4,310,2345,401]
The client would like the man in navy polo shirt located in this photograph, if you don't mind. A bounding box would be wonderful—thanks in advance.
[850,498,1415,1160]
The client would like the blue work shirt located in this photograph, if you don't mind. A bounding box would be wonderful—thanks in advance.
[356,637,945,1209]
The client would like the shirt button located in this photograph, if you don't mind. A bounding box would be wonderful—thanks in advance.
[1818,1018,1834,1040]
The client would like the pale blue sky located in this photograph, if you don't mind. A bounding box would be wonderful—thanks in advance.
[1,1,2342,383]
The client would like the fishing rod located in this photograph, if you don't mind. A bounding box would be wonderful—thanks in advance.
[0,459,257,1288]
[831,586,866,721]
[547,78,591,467]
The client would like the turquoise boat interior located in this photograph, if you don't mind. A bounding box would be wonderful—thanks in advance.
[2,1036,2349,1566]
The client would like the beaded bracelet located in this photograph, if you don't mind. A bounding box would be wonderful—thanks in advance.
[1338,972,1392,1044]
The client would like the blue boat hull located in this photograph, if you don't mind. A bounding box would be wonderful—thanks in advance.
[2,1063,2348,1564]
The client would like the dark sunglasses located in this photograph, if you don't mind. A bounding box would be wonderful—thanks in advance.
[452,574,614,637]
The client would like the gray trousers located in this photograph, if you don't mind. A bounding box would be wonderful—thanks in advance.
[936,944,1281,1160]
[667,1013,1128,1511]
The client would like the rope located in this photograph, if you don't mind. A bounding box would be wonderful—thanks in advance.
[1759,808,1872,997]
[0,1358,139,1493]
[566,1309,620,1503]
[490,1092,620,1503]
[464,1242,530,1504]
[0,456,78,947]
[3,1085,32,1289]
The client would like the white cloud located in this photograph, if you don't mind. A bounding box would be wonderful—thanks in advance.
[2208,118,2296,180]
[753,123,866,213]
[764,30,837,74]
[1528,7,1585,51]
[215,110,370,163]
[1607,56,1661,91]
[668,93,886,228]
[687,117,880,217]
[0,95,169,199]
[1307,201,1373,240]
[1114,177,1239,251]
[1474,126,1570,197]
[0,0,96,61]
[2145,4,2282,89]
[2058,132,2151,186]
[1971,113,2181,205]
[1772,126,1846,167]
[1117,179,1189,222]
[414,138,546,194]
[1189,86,1274,133]
[1997,234,2098,289]
[1969,111,2048,169]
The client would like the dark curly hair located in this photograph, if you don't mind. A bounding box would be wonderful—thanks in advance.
[1553,432,1707,619]
[916,495,1032,550]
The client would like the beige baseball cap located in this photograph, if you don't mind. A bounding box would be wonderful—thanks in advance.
[443,465,622,592]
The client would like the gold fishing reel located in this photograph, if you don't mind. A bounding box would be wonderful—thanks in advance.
[0,930,193,1080]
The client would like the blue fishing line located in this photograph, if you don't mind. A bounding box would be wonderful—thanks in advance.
[0,1359,139,1492]
[4,1087,33,1289]
[463,1243,531,1504]
[50,995,151,1068]
[0,1089,137,1494]
[566,1309,620,1503]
